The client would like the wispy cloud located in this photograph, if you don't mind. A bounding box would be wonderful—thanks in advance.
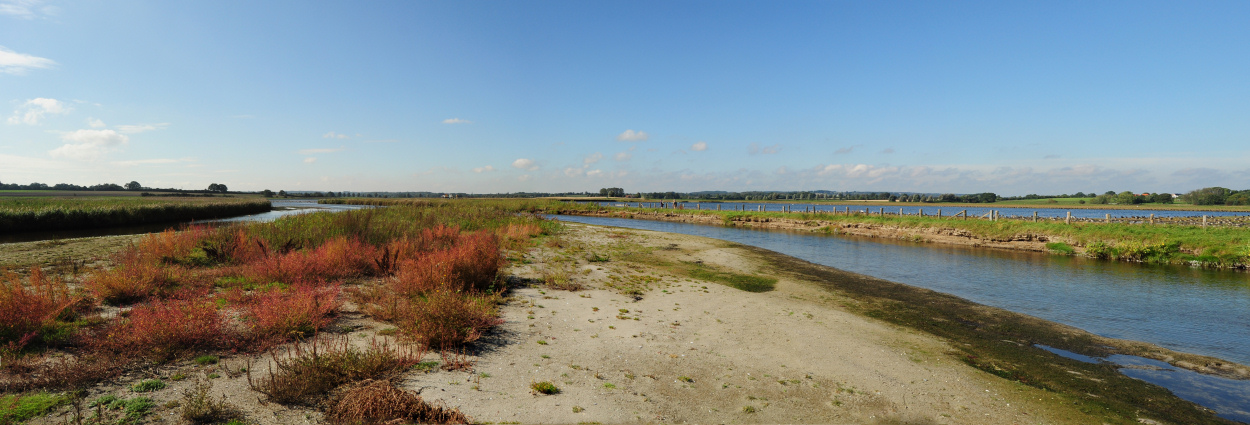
[616,129,649,142]
[881,148,895,154]
[116,123,170,134]
[49,129,129,160]
[472,165,495,173]
[613,151,632,161]
[361,139,399,143]
[691,141,708,152]
[834,145,861,155]
[512,158,539,171]
[0,45,55,75]
[7,98,68,125]
[303,157,317,164]
[322,131,350,139]
[111,158,194,167]
[0,0,55,19]
[443,118,472,124]
[748,142,781,155]
[87,117,105,128]
[297,147,346,155]
[584,152,603,165]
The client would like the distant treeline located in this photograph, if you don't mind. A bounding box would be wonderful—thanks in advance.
[1,180,231,194]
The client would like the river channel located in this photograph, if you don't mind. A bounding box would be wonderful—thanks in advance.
[0,200,371,244]
[553,214,1250,422]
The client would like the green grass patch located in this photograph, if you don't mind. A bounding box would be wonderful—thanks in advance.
[0,196,271,233]
[0,392,67,423]
[1045,242,1075,255]
[531,381,560,394]
[683,263,776,292]
[131,379,166,392]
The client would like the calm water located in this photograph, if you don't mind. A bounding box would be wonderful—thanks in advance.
[554,214,1250,364]
[593,201,1250,219]
[554,214,1250,421]
[0,200,371,244]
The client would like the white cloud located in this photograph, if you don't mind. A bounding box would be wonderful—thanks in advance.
[691,141,707,152]
[472,165,495,173]
[0,1,51,19]
[564,167,584,177]
[111,158,193,167]
[616,129,649,142]
[0,45,55,74]
[586,169,603,177]
[748,142,781,155]
[87,117,105,128]
[304,157,317,163]
[443,118,471,124]
[614,152,632,161]
[7,98,68,125]
[116,123,169,134]
[512,158,539,171]
[297,147,345,155]
[584,152,603,165]
[322,131,350,139]
[518,174,532,182]
[49,129,129,160]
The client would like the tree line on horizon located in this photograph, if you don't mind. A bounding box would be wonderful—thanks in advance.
[1,180,230,194]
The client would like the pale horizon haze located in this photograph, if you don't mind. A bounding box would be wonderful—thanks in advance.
[3,1,1249,196]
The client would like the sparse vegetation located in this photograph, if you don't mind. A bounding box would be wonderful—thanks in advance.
[530,381,560,395]
[0,196,271,233]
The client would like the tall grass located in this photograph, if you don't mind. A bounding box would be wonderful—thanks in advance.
[0,196,270,233]
[0,268,82,353]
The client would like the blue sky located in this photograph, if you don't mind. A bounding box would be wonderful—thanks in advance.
[3,1,1249,195]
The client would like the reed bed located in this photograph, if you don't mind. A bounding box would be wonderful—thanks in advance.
[0,196,272,234]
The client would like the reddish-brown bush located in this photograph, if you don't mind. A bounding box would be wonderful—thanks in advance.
[389,231,503,296]
[92,296,229,360]
[243,237,377,284]
[85,252,181,304]
[393,289,502,349]
[497,222,544,249]
[240,283,341,343]
[132,226,213,264]
[0,268,80,352]
[324,379,468,424]
[247,337,423,406]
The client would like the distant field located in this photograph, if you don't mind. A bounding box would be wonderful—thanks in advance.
[0,190,262,198]
[548,196,1250,212]
[0,196,271,234]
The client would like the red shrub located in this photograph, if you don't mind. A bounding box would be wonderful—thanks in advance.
[132,226,213,263]
[419,225,461,252]
[389,232,504,296]
[0,268,80,352]
[92,297,229,360]
[243,237,376,284]
[85,252,181,304]
[240,283,342,343]
[393,289,503,350]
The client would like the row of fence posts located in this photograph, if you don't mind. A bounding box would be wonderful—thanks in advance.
[618,203,1213,228]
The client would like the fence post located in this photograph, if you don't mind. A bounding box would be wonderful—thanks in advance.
[899,208,903,216]
[919,208,923,217]
[937,208,942,218]
[1033,211,1037,222]
[1149,213,1153,224]
[961,210,967,220]
[1105,213,1110,223]
[1203,215,1207,228]
[880,207,884,216]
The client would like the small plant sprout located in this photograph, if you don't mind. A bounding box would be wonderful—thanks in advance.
[531,381,560,395]
[537,340,548,345]
[131,379,166,392]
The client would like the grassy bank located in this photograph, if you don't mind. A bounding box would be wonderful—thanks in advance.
[1,201,557,422]
[326,199,1250,269]
[0,196,272,234]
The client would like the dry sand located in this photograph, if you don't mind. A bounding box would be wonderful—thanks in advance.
[28,223,1099,424]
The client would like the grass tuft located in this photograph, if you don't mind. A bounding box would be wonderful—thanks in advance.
[324,379,468,424]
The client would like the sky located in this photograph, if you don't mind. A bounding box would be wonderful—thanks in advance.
[2,0,1249,196]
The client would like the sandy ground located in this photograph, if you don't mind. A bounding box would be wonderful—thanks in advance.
[22,223,1115,424]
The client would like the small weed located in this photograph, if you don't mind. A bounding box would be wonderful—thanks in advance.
[171,373,188,381]
[180,378,241,424]
[131,379,166,392]
[377,327,398,336]
[742,405,757,413]
[572,405,585,413]
[602,383,616,389]
[537,340,548,345]
[531,381,560,395]
[194,355,219,366]
[678,376,693,383]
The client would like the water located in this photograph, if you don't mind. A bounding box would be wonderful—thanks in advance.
[552,214,1250,364]
[554,214,1250,421]
[591,201,1250,219]
[0,200,371,244]
[1037,345,1250,423]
